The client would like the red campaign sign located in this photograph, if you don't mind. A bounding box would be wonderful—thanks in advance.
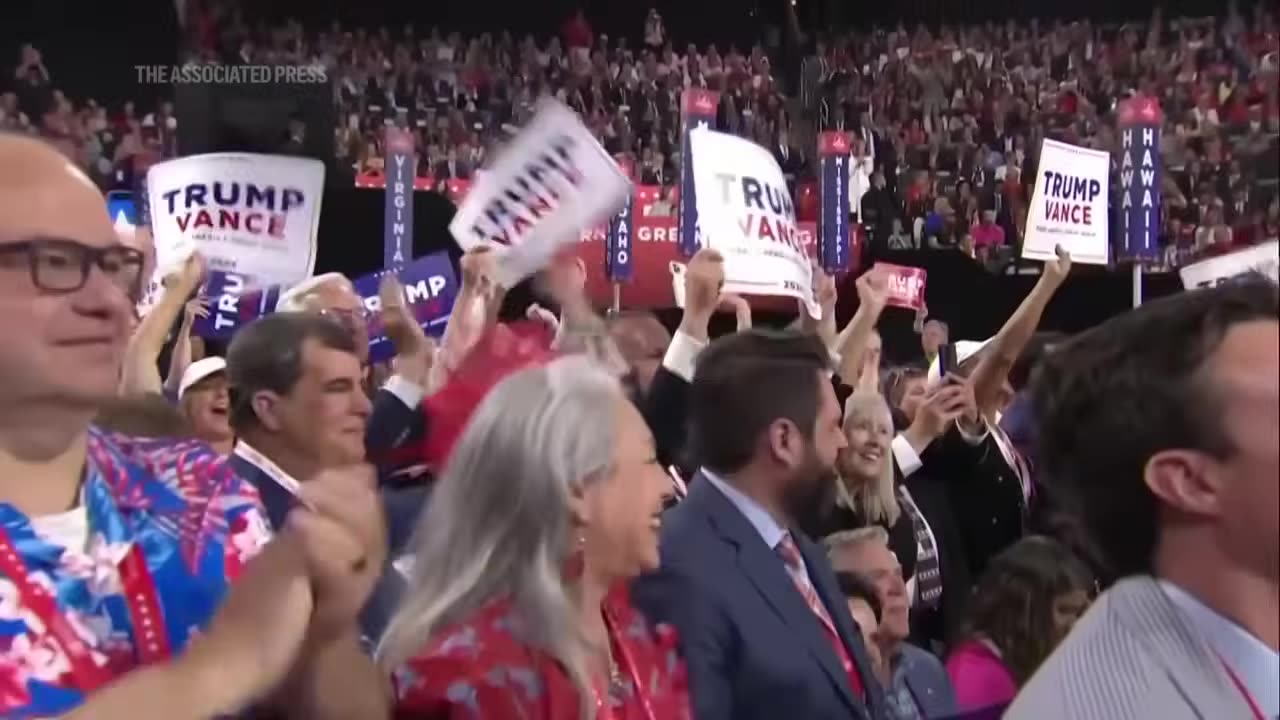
[385,127,416,154]
[874,262,927,310]
[817,131,851,157]
[681,88,720,116]
[1117,95,1164,127]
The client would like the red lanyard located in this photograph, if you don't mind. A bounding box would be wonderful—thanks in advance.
[592,612,661,720]
[0,526,169,692]
[1218,654,1266,720]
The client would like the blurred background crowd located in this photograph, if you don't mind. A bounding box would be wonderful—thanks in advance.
[2,1,1277,270]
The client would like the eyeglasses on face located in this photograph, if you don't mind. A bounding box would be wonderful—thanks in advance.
[318,305,370,331]
[0,238,145,299]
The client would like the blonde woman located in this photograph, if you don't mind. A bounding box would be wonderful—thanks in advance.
[803,391,919,581]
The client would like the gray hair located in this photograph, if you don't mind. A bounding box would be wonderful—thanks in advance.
[822,525,890,555]
[377,355,623,718]
[225,312,358,431]
[838,391,900,526]
[275,272,353,312]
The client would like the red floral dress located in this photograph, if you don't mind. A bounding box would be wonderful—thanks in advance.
[392,586,691,720]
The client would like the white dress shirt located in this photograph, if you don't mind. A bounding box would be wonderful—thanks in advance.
[1160,580,1279,718]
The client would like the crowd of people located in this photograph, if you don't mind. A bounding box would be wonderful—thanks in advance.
[804,3,1280,266]
[4,4,1277,268]
[1,126,1276,719]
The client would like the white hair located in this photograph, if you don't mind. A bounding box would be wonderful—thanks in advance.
[377,355,623,718]
[822,525,890,554]
[838,391,900,526]
[275,272,353,312]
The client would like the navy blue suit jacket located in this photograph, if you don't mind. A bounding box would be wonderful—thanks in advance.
[226,452,427,641]
[631,477,891,720]
[366,387,425,455]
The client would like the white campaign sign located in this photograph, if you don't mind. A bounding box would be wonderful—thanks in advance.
[449,98,631,287]
[689,127,820,318]
[1022,139,1111,265]
[148,153,324,288]
[1179,241,1279,290]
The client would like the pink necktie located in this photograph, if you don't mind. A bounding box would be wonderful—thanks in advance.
[776,533,865,699]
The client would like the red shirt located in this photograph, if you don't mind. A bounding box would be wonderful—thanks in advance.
[393,586,691,720]
[562,15,592,50]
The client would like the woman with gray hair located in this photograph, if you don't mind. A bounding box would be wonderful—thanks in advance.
[380,355,690,719]
[802,391,919,583]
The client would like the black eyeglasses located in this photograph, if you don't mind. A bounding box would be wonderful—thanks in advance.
[0,238,145,299]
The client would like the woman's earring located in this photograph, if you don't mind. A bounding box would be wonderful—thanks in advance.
[563,532,587,580]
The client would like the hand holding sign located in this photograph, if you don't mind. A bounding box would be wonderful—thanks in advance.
[1022,139,1110,265]
[857,266,894,313]
[1041,244,1073,288]
[689,128,820,318]
[459,246,498,294]
[165,251,206,292]
[870,262,926,311]
[684,248,726,320]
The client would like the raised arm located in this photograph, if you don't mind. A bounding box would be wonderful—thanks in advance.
[969,246,1072,420]
[833,268,889,384]
[162,296,208,396]
[119,254,204,397]
[428,247,500,393]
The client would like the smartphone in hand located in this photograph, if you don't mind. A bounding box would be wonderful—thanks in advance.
[938,343,959,376]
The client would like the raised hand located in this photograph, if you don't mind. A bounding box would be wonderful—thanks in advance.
[813,269,838,318]
[1042,244,1073,287]
[855,265,890,314]
[907,380,973,445]
[459,246,497,294]
[165,251,206,292]
[684,248,724,319]
[182,294,209,326]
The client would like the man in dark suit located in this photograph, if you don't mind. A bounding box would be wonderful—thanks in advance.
[224,312,425,642]
[632,329,891,720]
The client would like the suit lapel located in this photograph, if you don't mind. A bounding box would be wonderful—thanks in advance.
[227,453,292,531]
[691,478,865,718]
[1110,577,1256,718]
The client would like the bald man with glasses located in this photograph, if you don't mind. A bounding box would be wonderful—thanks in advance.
[0,134,388,719]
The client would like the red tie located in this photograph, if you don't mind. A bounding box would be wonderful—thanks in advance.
[776,533,866,700]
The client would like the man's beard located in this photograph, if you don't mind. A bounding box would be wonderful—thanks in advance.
[780,451,839,530]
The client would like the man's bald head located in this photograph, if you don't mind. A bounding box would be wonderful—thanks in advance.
[0,134,134,430]
[0,134,109,243]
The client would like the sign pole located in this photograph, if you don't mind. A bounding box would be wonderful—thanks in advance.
[1132,262,1143,308]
